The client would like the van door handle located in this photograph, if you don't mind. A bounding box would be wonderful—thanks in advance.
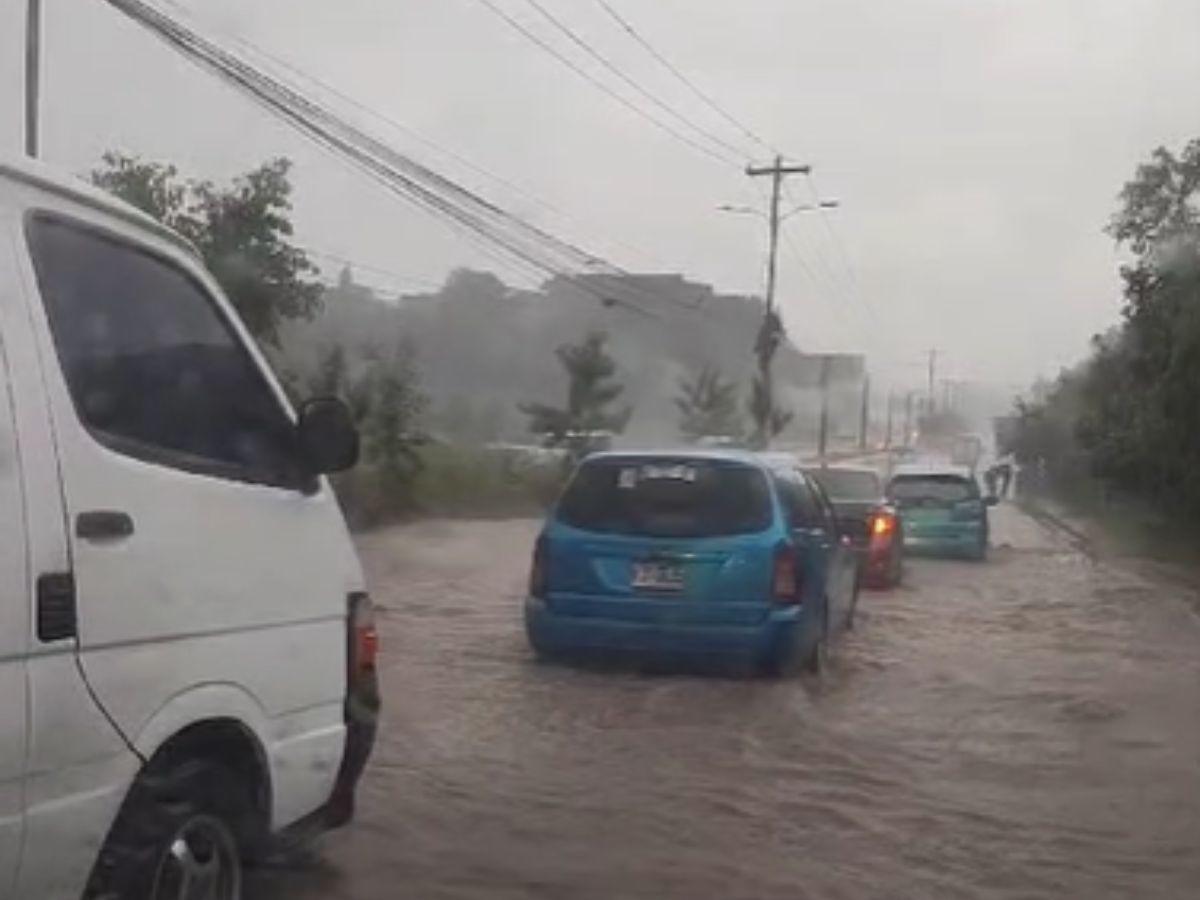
[76,510,135,541]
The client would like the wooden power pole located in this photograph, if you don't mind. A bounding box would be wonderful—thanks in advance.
[26,0,41,157]
[885,391,894,448]
[745,156,810,447]
[817,355,832,460]
[858,373,870,451]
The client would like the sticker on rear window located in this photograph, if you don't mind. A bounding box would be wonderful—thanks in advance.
[640,464,697,482]
[617,468,638,489]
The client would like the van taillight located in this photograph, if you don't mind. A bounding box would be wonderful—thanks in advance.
[529,537,550,599]
[870,512,896,537]
[772,545,801,604]
[348,592,379,680]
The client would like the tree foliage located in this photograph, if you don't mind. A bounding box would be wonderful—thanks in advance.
[675,366,743,442]
[92,152,321,346]
[1011,138,1200,512]
[746,373,792,449]
[310,339,427,497]
[746,309,792,448]
[520,331,632,452]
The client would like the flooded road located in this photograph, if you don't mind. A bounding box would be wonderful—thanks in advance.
[255,506,1200,899]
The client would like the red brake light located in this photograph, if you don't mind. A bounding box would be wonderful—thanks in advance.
[349,592,379,676]
[530,537,548,599]
[871,512,895,537]
[772,545,801,604]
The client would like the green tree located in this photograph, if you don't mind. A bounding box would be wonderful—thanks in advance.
[520,331,631,453]
[362,342,428,492]
[747,309,792,448]
[746,373,792,449]
[1011,137,1200,512]
[675,366,743,442]
[92,152,321,346]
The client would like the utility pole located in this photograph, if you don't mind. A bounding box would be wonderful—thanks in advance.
[927,348,937,414]
[745,155,810,447]
[904,391,914,447]
[885,391,894,449]
[858,373,870,451]
[25,0,41,157]
[817,355,832,461]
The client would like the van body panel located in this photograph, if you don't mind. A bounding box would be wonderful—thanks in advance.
[0,160,370,896]
[0,196,31,898]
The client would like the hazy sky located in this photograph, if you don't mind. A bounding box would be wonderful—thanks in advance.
[3,0,1199,392]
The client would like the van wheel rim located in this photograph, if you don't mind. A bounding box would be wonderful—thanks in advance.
[151,814,241,900]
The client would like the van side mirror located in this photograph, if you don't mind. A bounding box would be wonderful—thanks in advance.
[296,397,359,474]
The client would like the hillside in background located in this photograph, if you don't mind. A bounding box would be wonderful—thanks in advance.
[280,268,865,446]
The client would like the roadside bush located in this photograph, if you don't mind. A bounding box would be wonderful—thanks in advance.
[333,444,566,529]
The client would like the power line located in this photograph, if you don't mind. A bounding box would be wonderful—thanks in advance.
[594,0,777,156]
[469,0,740,167]
[104,0,662,320]
[781,181,867,330]
[148,0,715,318]
[803,174,880,326]
[303,247,446,290]
[203,15,692,277]
[521,0,751,161]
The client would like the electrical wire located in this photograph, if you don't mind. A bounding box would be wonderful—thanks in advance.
[303,247,447,290]
[104,0,675,320]
[469,0,741,168]
[805,174,880,326]
[192,13,695,279]
[521,0,751,162]
[782,182,863,322]
[594,0,778,156]
[148,0,710,318]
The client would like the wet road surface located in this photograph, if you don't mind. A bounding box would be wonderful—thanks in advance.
[254,505,1200,899]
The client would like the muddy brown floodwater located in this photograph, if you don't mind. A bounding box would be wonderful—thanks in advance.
[252,506,1200,900]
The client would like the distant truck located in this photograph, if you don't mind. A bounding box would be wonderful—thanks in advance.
[950,433,984,471]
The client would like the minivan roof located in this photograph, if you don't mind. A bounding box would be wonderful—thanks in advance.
[0,154,200,259]
[584,449,767,468]
[802,463,879,476]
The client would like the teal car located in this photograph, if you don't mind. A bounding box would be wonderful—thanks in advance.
[885,464,996,560]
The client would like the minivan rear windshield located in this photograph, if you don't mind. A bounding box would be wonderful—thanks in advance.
[557,458,773,538]
[888,474,978,506]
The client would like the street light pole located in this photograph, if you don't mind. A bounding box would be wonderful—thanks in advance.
[25,0,41,158]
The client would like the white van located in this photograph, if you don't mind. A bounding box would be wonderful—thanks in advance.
[0,156,378,899]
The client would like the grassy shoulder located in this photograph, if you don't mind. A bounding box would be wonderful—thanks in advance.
[1019,483,1200,582]
[334,444,566,530]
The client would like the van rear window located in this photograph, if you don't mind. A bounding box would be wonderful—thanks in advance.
[556,459,773,537]
[888,474,978,506]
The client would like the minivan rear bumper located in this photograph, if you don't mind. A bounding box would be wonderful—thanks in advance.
[322,712,377,828]
[903,522,985,557]
[525,596,804,666]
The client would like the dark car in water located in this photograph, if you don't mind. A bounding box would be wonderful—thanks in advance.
[525,451,859,675]
[806,465,903,588]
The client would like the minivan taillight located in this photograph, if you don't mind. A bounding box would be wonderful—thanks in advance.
[772,545,801,604]
[348,592,379,691]
[529,537,549,599]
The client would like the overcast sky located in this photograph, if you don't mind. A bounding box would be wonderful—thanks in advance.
[3,0,1199,392]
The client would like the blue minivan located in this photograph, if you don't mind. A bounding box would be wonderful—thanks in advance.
[524,451,859,674]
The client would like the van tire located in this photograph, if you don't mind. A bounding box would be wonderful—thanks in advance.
[845,576,861,631]
[85,759,252,900]
[803,599,829,675]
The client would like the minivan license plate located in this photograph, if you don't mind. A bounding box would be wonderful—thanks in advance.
[632,561,684,591]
